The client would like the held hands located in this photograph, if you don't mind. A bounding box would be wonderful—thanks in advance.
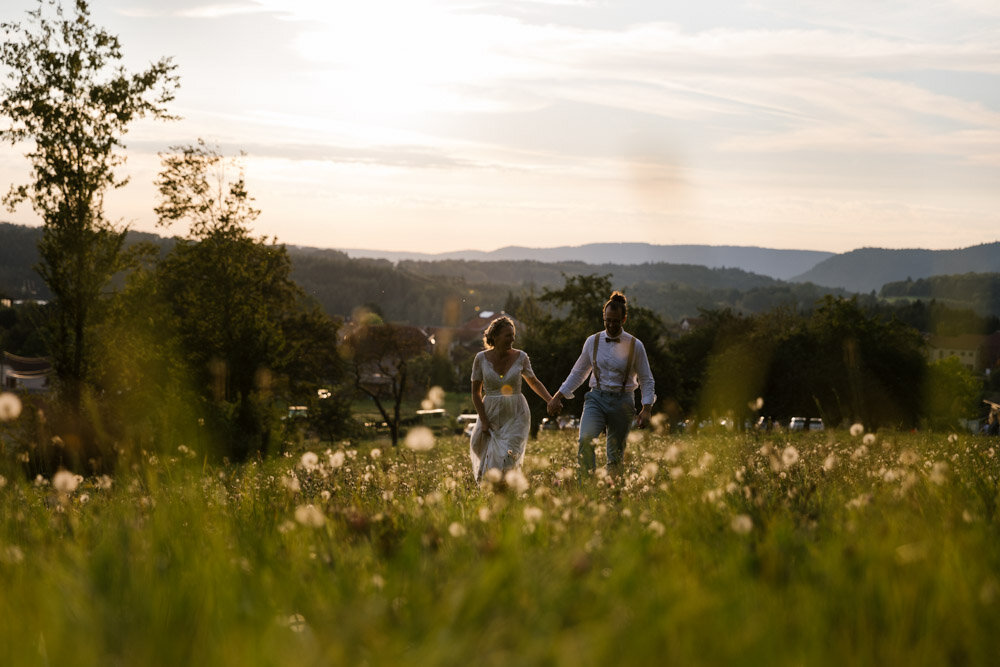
[547,394,563,416]
[636,405,652,429]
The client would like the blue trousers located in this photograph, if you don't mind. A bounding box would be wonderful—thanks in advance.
[578,389,636,472]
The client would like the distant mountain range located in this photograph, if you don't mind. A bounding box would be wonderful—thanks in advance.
[336,243,834,282]
[5,221,1000,298]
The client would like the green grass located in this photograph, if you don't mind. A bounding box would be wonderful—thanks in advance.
[2,427,1000,666]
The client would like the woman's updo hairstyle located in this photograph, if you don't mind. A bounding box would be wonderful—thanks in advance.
[604,291,628,319]
[483,315,515,349]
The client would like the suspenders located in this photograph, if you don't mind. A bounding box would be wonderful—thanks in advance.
[591,333,636,392]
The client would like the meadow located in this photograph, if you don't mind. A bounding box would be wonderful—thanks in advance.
[2,421,1000,666]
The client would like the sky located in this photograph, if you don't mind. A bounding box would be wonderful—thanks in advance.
[1,0,999,255]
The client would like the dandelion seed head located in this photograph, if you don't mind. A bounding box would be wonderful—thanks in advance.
[294,504,326,528]
[647,520,665,537]
[730,514,753,534]
[0,392,22,422]
[781,445,800,468]
[2,545,24,565]
[369,448,382,460]
[823,453,838,471]
[404,426,435,452]
[286,613,307,633]
[300,451,319,471]
[929,461,949,485]
[478,507,491,522]
[329,450,346,468]
[448,522,466,537]
[484,468,502,484]
[523,506,543,523]
[426,385,445,408]
[862,433,876,446]
[505,469,529,494]
[52,470,79,494]
[850,423,864,437]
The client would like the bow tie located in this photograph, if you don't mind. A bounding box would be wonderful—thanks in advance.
[605,336,620,343]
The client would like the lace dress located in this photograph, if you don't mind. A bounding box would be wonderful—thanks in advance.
[469,350,535,481]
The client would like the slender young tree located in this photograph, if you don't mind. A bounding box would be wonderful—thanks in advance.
[0,0,179,406]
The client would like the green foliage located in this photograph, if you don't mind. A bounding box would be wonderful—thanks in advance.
[923,357,982,430]
[0,0,179,406]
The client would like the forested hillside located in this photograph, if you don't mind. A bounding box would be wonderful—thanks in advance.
[881,273,1000,316]
[794,243,1000,293]
[2,222,845,324]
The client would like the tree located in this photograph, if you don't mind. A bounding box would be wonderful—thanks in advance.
[342,322,429,447]
[0,0,179,407]
[154,141,340,459]
[924,357,981,431]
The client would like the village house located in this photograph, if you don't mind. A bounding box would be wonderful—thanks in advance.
[925,334,986,372]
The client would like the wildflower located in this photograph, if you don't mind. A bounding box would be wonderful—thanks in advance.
[523,506,543,523]
[929,461,949,485]
[52,470,79,494]
[329,450,346,468]
[448,522,466,537]
[822,454,838,471]
[286,613,308,633]
[79,493,90,505]
[294,504,326,528]
[895,542,927,564]
[404,426,435,452]
[781,445,800,468]
[300,451,319,471]
[505,469,529,494]
[2,545,24,565]
[862,433,876,446]
[282,474,301,494]
[899,450,919,466]
[647,520,666,537]
[96,475,113,490]
[850,423,864,437]
[369,448,382,460]
[730,514,753,534]
[0,392,22,422]
[846,493,872,509]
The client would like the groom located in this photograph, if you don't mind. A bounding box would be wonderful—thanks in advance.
[547,291,655,475]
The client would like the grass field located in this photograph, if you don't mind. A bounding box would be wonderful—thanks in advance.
[2,424,999,666]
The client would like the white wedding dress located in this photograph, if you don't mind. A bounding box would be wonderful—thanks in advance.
[469,350,535,481]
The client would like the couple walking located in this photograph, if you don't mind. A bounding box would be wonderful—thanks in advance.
[469,291,656,482]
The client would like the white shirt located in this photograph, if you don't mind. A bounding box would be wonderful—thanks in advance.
[557,330,655,406]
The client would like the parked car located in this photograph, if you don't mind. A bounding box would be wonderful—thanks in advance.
[789,417,824,431]
[457,413,478,437]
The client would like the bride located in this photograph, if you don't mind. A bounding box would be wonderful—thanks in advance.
[469,316,554,482]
